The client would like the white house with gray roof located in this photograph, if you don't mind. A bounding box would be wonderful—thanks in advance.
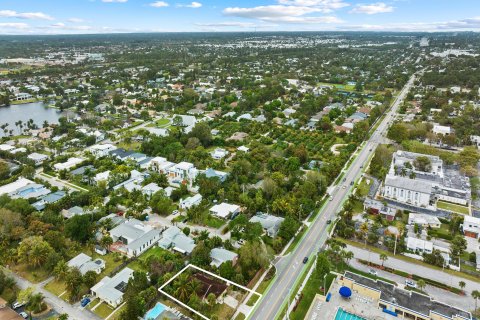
[68,253,105,275]
[91,267,134,308]
[158,226,196,255]
[109,219,161,257]
[250,213,285,238]
[210,248,238,267]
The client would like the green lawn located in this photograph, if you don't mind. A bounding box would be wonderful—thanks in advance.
[87,298,101,310]
[204,215,225,229]
[10,264,50,283]
[357,178,372,197]
[155,118,170,127]
[128,246,167,272]
[437,201,470,215]
[289,273,336,320]
[93,302,114,318]
[44,279,66,296]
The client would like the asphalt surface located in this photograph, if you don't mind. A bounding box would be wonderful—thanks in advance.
[249,74,417,320]
[4,269,101,320]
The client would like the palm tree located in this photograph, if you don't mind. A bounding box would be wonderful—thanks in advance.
[174,274,190,302]
[188,279,202,298]
[360,222,369,247]
[472,290,480,312]
[344,251,354,265]
[380,253,388,266]
[459,281,466,292]
[53,260,69,281]
[417,279,426,292]
[27,293,45,313]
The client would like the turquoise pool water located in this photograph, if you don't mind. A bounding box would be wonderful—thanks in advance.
[144,302,166,320]
[335,308,366,320]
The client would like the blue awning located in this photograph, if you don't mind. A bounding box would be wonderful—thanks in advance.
[339,286,352,298]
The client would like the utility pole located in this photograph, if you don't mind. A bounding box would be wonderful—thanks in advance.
[393,233,398,256]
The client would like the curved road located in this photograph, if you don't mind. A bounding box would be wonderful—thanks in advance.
[249,74,417,320]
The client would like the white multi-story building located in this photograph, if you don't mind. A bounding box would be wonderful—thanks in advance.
[383,151,471,210]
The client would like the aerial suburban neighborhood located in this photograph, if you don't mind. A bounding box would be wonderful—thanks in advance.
[0,2,480,320]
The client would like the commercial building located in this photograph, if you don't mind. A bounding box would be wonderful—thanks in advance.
[383,151,471,210]
[339,271,472,320]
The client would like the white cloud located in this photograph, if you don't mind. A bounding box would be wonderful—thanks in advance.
[337,17,480,31]
[102,0,128,3]
[150,1,169,7]
[277,0,349,12]
[0,22,29,29]
[195,21,257,28]
[350,2,394,15]
[223,5,342,24]
[224,5,323,19]
[68,18,85,23]
[0,10,54,20]
[177,2,202,8]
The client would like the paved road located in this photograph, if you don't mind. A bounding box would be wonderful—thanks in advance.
[250,74,417,320]
[349,257,476,312]
[35,169,88,192]
[347,245,480,294]
[3,268,101,320]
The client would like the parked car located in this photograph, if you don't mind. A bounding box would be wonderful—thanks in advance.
[405,279,416,288]
[302,256,309,264]
[172,210,179,215]
[368,269,378,276]
[80,297,91,307]
[19,312,28,319]
[13,301,25,309]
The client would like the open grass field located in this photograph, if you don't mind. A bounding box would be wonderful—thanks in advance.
[437,201,470,215]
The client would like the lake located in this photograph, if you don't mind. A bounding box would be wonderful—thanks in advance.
[0,101,68,137]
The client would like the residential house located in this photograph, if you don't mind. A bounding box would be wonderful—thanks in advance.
[158,226,196,255]
[32,191,66,211]
[90,144,117,158]
[109,219,161,257]
[91,267,134,308]
[68,253,105,275]
[9,183,50,199]
[364,198,396,221]
[408,213,441,229]
[433,124,453,136]
[179,194,202,210]
[62,206,85,219]
[211,148,228,160]
[204,168,229,182]
[250,213,285,237]
[406,236,433,254]
[237,146,250,153]
[463,215,480,239]
[94,171,110,185]
[210,248,238,268]
[209,203,240,219]
[27,153,49,166]
[54,157,84,171]
[168,162,198,183]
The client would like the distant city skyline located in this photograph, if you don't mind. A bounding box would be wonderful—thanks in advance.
[0,0,479,35]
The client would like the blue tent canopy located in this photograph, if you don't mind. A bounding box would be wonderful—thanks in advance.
[339,286,352,298]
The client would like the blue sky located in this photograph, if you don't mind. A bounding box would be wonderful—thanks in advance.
[0,0,479,34]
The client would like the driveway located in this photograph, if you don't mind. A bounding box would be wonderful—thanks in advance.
[3,268,101,320]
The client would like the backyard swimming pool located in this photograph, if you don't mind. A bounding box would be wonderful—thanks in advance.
[144,302,167,320]
[335,307,366,320]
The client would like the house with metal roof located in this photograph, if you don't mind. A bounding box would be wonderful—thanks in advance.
[158,226,196,255]
[32,191,66,211]
[209,203,240,219]
[91,267,134,308]
[109,219,161,257]
[68,253,105,275]
[210,248,238,268]
[250,213,285,238]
